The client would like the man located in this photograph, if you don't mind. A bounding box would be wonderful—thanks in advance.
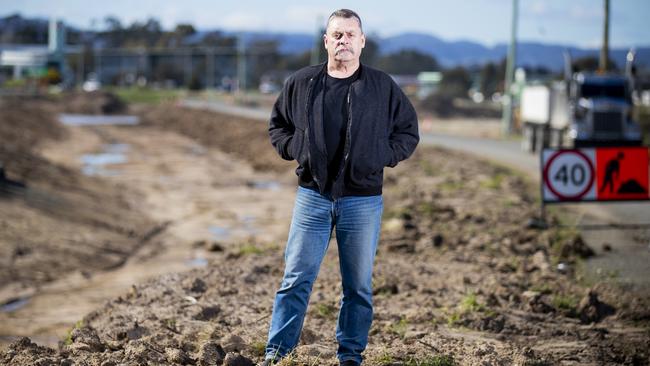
[263,9,419,366]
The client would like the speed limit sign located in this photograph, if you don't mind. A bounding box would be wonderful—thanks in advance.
[542,149,596,202]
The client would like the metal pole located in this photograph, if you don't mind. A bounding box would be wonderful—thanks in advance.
[501,0,518,136]
[77,49,84,87]
[237,35,247,93]
[206,47,215,90]
[599,0,610,73]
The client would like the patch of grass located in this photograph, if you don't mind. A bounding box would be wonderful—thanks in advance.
[439,180,465,192]
[250,340,266,357]
[109,87,184,104]
[445,292,492,327]
[522,359,553,366]
[383,206,412,220]
[416,202,438,217]
[529,283,554,295]
[405,354,456,366]
[62,319,84,346]
[460,292,485,313]
[389,317,409,339]
[547,225,580,265]
[446,311,462,327]
[314,303,337,319]
[237,243,265,256]
[551,294,579,312]
[480,173,506,190]
[374,349,395,365]
[419,160,437,176]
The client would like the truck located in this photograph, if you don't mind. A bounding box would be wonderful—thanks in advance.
[520,51,643,153]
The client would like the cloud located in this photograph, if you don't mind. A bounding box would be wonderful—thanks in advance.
[530,1,548,15]
[569,4,602,21]
[219,12,268,30]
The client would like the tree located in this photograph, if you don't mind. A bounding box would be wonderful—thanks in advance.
[360,36,380,66]
[376,49,440,74]
[572,56,617,73]
[479,62,500,97]
[439,66,472,99]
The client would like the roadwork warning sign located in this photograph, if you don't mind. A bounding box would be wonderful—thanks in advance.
[542,147,650,202]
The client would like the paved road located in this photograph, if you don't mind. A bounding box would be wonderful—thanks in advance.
[182,98,650,291]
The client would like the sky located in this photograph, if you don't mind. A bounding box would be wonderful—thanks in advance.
[2,0,649,49]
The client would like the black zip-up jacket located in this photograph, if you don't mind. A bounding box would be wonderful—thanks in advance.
[269,62,419,199]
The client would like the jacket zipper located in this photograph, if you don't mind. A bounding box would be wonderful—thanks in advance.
[332,85,354,197]
[304,77,319,187]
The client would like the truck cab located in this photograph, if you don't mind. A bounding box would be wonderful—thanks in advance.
[569,73,642,147]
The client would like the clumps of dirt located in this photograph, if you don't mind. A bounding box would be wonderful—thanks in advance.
[135,102,294,174]
[4,139,649,365]
[577,290,617,324]
[62,91,128,115]
[0,337,59,365]
[2,99,648,365]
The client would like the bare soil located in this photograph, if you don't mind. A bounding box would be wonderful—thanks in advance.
[1,94,648,365]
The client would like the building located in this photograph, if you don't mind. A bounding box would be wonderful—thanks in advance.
[0,18,70,85]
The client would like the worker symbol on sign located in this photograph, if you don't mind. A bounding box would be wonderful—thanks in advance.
[596,148,649,200]
[600,152,624,194]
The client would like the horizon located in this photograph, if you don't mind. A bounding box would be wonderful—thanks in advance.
[1,0,649,49]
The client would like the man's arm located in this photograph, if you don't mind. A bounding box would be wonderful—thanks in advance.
[268,82,296,161]
[386,82,419,167]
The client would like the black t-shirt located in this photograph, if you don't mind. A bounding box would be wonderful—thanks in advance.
[323,69,359,186]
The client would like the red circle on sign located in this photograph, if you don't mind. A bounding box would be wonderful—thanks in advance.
[543,150,595,200]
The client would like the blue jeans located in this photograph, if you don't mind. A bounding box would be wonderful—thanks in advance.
[265,186,383,364]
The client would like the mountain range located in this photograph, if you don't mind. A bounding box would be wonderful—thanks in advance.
[236,31,650,71]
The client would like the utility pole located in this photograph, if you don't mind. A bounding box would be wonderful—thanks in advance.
[501,0,518,136]
[599,0,610,73]
[206,47,215,90]
[236,35,247,93]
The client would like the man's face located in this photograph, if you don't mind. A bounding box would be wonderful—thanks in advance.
[324,16,365,63]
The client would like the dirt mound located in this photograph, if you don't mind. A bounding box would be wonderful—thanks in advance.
[62,91,128,115]
[135,102,294,174]
[0,96,159,305]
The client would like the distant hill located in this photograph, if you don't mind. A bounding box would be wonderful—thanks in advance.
[229,30,649,71]
[379,32,650,71]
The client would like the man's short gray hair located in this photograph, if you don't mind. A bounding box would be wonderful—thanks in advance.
[327,9,363,33]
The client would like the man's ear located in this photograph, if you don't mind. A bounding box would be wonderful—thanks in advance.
[323,34,328,50]
[361,33,366,49]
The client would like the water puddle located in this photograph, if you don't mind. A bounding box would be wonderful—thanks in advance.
[81,143,130,176]
[1,297,30,313]
[59,114,140,126]
[186,257,208,268]
[208,216,259,242]
[209,226,231,240]
[247,180,281,191]
[241,215,259,236]
[187,144,206,156]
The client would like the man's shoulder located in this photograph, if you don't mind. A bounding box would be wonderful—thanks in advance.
[286,64,324,84]
[360,64,392,82]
